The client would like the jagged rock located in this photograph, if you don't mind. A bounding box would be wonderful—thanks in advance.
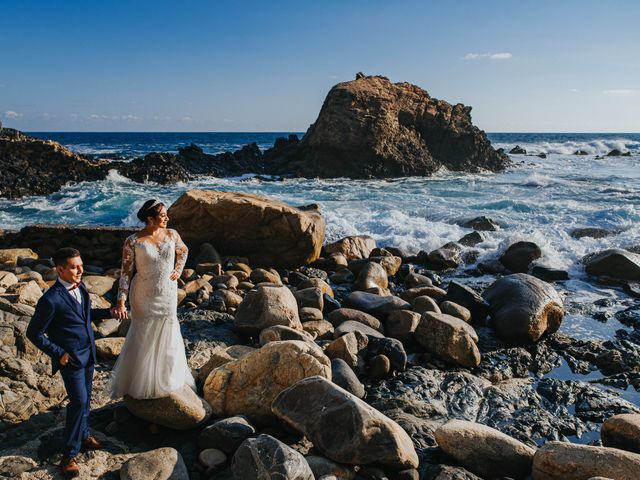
[458,231,485,246]
[482,273,564,345]
[269,75,509,178]
[234,285,302,335]
[500,241,542,273]
[601,414,640,453]
[415,312,481,368]
[168,189,324,268]
[434,420,535,479]
[570,227,618,239]
[325,236,377,261]
[585,248,640,281]
[532,441,640,480]
[272,375,419,468]
[232,434,314,480]
[203,340,331,422]
[120,447,189,480]
[124,385,211,430]
[426,243,463,270]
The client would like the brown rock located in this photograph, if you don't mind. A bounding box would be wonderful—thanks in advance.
[415,312,480,367]
[120,447,189,480]
[167,189,324,268]
[601,413,640,453]
[325,236,376,261]
[385,310,421,342]
[302,320,335,340]
[0,248,38,264]
[353,262,389,293]
[532,441,640,480]
[234,285,302,335]
[203,340,331,422]
[328,308,382,331]
[412,295,441,316]
[325,331,368,367]
[439,300,471,322]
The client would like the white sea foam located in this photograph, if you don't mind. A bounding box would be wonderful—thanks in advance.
[493,138,640,156]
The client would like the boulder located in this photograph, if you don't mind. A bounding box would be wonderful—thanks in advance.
[400,286,447,302]
[325,331,368,368]
[120,447,189,480]
[601,414,640,453]
[331,358,365,398]
[439,300,471,322]
[411,295,441,316]
[385,310,421,342]
[270,75,509,178]
[259,325,315,345]
[293,287,324,310]
[272,375,419,468]
[334,320,384,339]
[82,275,116,296]
[325,235,376,260]
[195,242,222,265]
[585,249,640,281]
[124,385,211,430]
[434,420,535,479]
[231,434,314,480]
[353,262,389,293]
[459,216,499,231]
[305,456,356,480]
[509,145,527,154]
[0,271,18,289]
[482,273,564,345]
[299,307,324,322]
[500,241,542,273]
[426,243,462,270]
[415,312,481,368]
[367,336,407,372]
[198,449,227,470]
[234,285,302,335]
[95,337,125,359]
[302,320,334,340]
[328,308,382,331]
[199,416,256,453]
[298,277,334,297]
[9,281,42,306]
[532,441,640,480]
[203,340,331,422]
[197,346,235,382]
[167,189,325,268]
[0,249,38,264]
[443,281,490,322]
[403,272,433,288]
[343,291,410,320]
[250,267,282,285]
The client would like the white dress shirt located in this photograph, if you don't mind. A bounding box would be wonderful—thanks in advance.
[59,278,82,304]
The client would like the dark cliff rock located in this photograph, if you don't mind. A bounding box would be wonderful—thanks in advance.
[265,74,510,178]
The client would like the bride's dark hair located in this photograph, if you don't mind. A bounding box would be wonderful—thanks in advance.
[136,199,165,223]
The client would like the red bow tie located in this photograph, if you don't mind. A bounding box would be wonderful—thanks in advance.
[67,283,81,291]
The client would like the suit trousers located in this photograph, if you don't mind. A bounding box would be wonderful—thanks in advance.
[60,361,94,457]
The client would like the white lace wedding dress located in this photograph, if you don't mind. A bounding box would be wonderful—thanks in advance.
[110,228,195,399]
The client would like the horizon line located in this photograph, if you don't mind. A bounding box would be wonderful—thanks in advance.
[23,130,640,135]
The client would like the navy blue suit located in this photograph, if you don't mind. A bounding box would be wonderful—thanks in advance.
[26,280,111,457]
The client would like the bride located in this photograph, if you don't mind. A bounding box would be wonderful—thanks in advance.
[111,199,195,399]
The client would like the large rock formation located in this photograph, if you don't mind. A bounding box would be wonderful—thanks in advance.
[167,189,325,268]
[265,74,510,178]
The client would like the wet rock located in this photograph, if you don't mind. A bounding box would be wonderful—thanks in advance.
[509,145,527,154]
[458,231,485,247]
[585,248,640,281]
[482,273,564,345]
[272,375,419,468]
[426,243,463,270]
[343,291,410,320]
[460,216,499,232]
[434,419,535,479]
[234,285,302,335]
[120,447,189,480]
[199,416,256,454]
[500,241,542,273]
[601,414,640,453]
[415,312,481,368]
[442,281,489,323]
[231,434,314,480]
[532,441,640,480]
[203,340,331,422]
[331,358,365,398]
[570,227,618,239]
[325,235,377,261]
[124,384,211,430]
[531,266,569,282]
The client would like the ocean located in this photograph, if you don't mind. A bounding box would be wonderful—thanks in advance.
[2,132,639,348]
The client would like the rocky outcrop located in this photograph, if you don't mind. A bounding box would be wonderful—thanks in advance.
[265,74,510,178]
[168,189,325,268]
[482,274,564,345]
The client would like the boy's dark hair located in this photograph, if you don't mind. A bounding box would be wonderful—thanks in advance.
[53,248,81,267]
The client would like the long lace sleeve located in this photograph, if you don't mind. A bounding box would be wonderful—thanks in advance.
[172,229,188,276]
[118,235,136,302]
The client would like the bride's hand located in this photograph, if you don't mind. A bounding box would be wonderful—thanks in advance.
[111,305,128,320]
[169,269,180,281]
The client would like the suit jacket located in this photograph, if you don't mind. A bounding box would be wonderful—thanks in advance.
[26,280,111,374]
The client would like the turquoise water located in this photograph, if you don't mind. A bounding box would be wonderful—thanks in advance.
[2,132,640,339]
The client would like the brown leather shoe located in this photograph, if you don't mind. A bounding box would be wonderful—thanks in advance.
[82,435,102,451]
[60,456,79,478]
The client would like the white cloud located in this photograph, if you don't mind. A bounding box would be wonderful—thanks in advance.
[602,89,637,95]
[570,88,579,92]
[121,114,143,121]
[181,116,193,122]
[463,52,513,61]
[5,110,23,118]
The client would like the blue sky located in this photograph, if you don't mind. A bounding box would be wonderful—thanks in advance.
[1,0,638,132]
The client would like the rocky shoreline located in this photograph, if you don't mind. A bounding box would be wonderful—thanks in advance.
[1,189,640,479]
[0,74,510,200]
